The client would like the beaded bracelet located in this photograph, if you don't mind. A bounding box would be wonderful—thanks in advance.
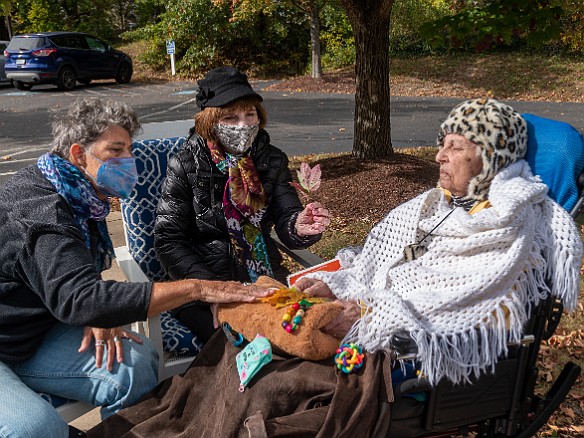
[281,299,313,333]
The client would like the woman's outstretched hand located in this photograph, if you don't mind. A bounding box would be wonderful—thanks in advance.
[295,202,330,236]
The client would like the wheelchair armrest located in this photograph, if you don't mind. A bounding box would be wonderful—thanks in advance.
[390,331,419,361]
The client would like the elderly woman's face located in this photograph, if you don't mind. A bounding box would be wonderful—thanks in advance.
[435,134,483,197]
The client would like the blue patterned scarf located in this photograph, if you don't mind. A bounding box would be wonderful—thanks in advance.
[37,153,114,273]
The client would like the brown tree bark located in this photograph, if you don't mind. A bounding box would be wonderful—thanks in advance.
[340,0,394,159]
[308,0,322,78]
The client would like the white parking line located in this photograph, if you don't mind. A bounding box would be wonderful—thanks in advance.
[102,86,140,96]
[141,97,197,120]
[84,89,110,96]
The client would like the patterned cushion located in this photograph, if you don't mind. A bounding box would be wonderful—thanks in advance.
[160,311,203,357]
[121,137,201,356]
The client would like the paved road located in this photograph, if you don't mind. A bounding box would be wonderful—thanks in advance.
[1,80,583,185]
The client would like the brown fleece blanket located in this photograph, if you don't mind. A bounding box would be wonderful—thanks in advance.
[88,331,393,438]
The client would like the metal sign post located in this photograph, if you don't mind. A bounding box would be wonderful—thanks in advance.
[166,40,176,76]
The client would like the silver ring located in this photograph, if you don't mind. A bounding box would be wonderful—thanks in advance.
[113,336,122,343]
[95,339,106,347]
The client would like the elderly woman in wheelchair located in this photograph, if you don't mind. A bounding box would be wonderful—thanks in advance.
[297,97,582,386]
[89,98,582,438]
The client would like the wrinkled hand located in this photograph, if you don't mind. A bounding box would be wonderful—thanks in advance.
[198,281,272,305]
[295,202,330,237]
[78,327,143,372]
[322,301,361,339]
[294,277,336,299]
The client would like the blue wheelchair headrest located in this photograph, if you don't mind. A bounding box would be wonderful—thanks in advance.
[522,113,584,212]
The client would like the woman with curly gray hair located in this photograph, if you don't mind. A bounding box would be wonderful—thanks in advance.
[0,97,269,438]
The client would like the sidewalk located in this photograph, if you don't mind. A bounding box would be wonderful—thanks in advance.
[102,210,127,282]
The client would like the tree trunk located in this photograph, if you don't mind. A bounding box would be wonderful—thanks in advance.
[341,0,394,159]
[4,15,11,39]
[308,0,322,79]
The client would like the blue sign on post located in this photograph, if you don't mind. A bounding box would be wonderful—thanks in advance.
[166,40,175,55]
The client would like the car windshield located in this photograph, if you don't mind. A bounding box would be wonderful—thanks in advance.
[7,37,46,51]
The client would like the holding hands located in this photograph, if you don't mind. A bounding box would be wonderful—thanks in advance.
[295,202,330,236]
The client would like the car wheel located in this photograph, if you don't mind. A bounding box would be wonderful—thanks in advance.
[56,67,76,91]
[12,81,33,91]
[78,78,91,85]
[115,62,132,84]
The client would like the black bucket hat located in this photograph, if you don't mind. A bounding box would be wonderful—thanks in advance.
[195,66,263,109]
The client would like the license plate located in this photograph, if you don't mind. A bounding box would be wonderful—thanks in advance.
[16,59,25,65]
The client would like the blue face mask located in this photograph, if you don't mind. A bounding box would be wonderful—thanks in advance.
[85,153,138,199]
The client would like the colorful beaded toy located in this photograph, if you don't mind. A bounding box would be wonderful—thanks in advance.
[261,286,328,309]
[281,299,313,333]
[334,343,365,374]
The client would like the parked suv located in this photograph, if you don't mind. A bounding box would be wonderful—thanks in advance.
[4,32,132,91]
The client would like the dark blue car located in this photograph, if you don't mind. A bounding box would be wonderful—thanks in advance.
[4,31,132,91]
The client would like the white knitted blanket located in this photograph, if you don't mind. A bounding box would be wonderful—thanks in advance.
[308,160,582,384]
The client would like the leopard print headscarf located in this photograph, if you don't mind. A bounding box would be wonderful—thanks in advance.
[437,98,528,203]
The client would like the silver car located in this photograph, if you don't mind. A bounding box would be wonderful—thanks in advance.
[0,40,10,83]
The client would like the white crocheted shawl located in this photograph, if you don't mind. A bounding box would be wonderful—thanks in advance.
[308,160,582,384]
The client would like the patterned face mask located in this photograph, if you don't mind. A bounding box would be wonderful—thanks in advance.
[214,123,259,155]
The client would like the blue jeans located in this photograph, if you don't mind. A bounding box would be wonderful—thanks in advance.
[0,323,158,438]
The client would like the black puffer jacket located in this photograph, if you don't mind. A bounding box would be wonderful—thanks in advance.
[154,128,320,283]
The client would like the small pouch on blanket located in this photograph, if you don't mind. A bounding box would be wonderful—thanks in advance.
[236,334,272,392]
[218,276,344,361]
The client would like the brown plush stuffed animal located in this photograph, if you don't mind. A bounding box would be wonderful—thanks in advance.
[217,276,344,360]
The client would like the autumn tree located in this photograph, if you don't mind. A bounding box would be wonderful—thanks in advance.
[218,0,324,78]
[290,0,323,78]
[1,0,12,39]
[340,0,394,159]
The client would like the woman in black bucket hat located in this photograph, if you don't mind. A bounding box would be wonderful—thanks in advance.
[154,66,330,343]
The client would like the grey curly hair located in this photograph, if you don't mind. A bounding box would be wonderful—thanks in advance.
[51,98,142,158]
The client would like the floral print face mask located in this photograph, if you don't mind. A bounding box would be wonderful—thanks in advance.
[214,123,259,156]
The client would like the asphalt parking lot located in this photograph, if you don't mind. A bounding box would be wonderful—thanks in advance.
[2,79,583,186]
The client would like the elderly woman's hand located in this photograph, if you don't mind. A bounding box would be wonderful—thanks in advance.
[322,301,360,339]
[295,202,330,236]
[78,327,143,372]
[294,277,336,299]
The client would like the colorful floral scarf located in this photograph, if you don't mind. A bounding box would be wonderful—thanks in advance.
[37,153,114,273]
[207,140,273,282]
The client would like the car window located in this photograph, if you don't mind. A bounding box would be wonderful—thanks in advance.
[50,36,67,47]
[85,36,107,53]
[7,37,46,51]
[67,35,88,50]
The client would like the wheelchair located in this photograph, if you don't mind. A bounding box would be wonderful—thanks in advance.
[387,114,584,438]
